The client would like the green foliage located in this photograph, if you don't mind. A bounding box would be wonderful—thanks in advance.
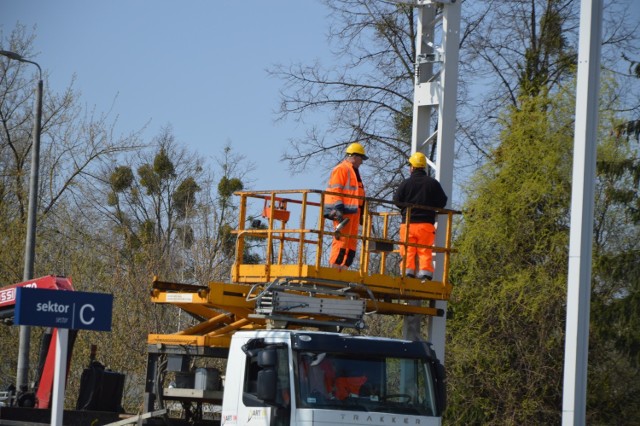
[447,93,573,424]
[217,176,243,199]
[539,9,565,55]
[585,102,640,421]
[592,254,640,366]
[393,103,413,146]
[447,79,640,422]
[139,219,157,244]
[153,147,176,179]
[518,3,577,99]
[109,165,134,192]
[175,224,195,248]
[0,213,25,281]
[89,139,251,410]
[102,137,250,285]
[107,191,119,206]
[218,223,236,258]
[137,163,160,195]
[173,176,200,219]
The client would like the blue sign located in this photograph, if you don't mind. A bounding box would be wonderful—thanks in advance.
[15,288,113,331]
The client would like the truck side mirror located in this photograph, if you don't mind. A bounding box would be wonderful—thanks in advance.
[257,369,277,402]
[256,349,278,403]
[258,349,277,368]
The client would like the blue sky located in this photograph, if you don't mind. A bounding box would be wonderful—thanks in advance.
[1,0,332,190]
[5,1,639,197]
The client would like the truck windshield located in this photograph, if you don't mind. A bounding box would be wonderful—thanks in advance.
[295,351,438,416]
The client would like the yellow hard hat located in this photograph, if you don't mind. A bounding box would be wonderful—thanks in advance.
[408,152,427,168]
[345,142,368,160]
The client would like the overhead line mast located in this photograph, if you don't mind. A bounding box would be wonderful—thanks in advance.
[405,0,461,362]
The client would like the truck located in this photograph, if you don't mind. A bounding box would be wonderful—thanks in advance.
[142,189,459,425]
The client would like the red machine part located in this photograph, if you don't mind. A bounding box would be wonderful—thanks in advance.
[0,276,75,409]
[0,275,74,316]
[35,327,76,408]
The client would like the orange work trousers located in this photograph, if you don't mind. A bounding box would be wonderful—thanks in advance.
[399,222,436,276]
[329,212,360,267]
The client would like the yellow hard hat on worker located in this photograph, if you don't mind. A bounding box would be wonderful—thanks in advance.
[408,152,427,168]
[345,142,368,160]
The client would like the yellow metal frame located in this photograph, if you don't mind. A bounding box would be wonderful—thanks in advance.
[232,189,458,296]
[148,189,460,347]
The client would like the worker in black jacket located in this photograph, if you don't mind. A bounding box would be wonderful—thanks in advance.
[393,152,448,280]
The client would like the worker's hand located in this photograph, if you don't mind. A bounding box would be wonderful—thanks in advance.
[324,206,344,221]
[331,205,345,221]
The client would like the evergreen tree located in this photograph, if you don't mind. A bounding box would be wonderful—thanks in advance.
[447,81,640,423]
[446,93,572,424]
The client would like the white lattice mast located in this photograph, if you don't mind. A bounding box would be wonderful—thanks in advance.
[404,0,461,363]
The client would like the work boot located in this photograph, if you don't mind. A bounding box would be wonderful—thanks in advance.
[418,272,433,281]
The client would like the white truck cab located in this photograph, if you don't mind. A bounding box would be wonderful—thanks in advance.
[220,329,445,426]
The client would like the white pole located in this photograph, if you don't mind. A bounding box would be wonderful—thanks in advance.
[52,328,69,426]
[430,0,461,364]
[561,0,602,424]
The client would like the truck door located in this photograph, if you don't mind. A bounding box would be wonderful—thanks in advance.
[239,340,291,425]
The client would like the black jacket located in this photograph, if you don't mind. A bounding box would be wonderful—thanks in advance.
[393,169,448,224]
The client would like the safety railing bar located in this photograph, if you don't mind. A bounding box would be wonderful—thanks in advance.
[277,201,288,265]
[232,229,454,248]
[235,193,248,280]
[235,189,324,197]
[316,192,327,270]
[235,189,459,216]
[298,192,309,275]
[265,192,276,280]
[380,214,390,274]
[234,230,455,262]
[359,197,370,277]
[234,229,455,258]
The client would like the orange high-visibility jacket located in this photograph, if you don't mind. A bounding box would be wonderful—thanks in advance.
[334,376,368,400]
[324,160,365,216]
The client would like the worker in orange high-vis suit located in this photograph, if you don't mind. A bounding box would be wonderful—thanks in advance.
[393,152,448,280]
[323,142,367,269]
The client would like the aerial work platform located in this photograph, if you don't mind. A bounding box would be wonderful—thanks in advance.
[149,189,460,346]
[232,189,458,297]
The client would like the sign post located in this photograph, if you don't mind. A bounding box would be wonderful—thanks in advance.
[52,328,69,426]
[15,287,113,426]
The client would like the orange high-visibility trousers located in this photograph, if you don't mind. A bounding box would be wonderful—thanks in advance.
[329,212,360,267]
[399,222,436,276]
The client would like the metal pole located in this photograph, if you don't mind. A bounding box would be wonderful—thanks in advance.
[405,1,461,363]
[561,0,602,424]
[0,50,43,392]
[429,0,461,364]
[52,329,68,426]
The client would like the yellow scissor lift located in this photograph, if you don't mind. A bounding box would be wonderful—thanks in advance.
[148,189,459,348]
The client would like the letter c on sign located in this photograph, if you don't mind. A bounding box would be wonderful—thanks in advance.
[80,304,95,325]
